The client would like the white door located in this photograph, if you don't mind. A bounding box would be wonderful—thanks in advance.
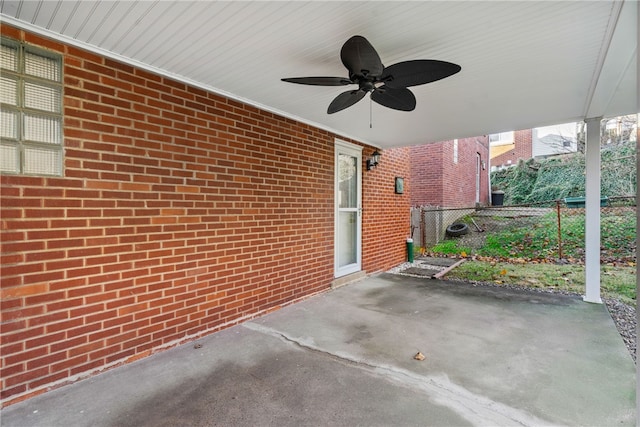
[334,140,362,277]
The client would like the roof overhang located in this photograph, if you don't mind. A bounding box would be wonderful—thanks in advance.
[1,1,637,148]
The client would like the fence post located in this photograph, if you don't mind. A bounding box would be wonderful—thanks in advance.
[556,199,563,260]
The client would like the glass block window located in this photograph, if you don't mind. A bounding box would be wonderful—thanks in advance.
[1,110,18,139]
[0,38,63,176]
[1,43,18,72]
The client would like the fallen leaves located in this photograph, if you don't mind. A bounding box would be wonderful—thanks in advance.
[422,250,636,271]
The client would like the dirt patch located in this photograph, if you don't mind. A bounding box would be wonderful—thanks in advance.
[449,215,540,250]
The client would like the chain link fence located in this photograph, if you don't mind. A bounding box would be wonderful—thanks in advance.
[411,196,636,264]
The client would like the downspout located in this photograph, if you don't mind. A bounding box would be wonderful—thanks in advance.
[485,136,493,205]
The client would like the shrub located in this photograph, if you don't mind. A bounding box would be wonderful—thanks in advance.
[491,141,636,204]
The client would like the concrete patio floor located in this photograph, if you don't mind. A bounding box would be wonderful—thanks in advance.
[1,273,635,426]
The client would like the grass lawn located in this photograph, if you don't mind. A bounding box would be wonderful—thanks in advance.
[425,206,636,305]
[445,260,636,306]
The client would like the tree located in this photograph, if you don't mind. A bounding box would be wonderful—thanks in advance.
[576,121,585,153]
[575,114,637,153]
[602,114,637,146]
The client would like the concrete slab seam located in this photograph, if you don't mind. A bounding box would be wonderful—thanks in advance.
[242,322,558,427]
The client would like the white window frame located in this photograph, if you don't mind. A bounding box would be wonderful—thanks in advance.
[453,139,458,164]
[489,131,514,145]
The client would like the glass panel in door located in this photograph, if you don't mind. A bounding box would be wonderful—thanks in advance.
[337,154,357,267]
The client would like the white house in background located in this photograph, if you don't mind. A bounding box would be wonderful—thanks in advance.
[532,122,578,157]
[490,122,578,170]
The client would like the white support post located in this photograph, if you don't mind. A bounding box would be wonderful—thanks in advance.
[583,117,602,304]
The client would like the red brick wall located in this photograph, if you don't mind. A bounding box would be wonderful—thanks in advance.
[491,129,532,168]
[362,146,411,272]
[409,143,444,206]
[410,136,489,207]
[0,25,409,405]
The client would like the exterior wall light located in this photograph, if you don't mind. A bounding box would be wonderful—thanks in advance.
[366,150,381,171]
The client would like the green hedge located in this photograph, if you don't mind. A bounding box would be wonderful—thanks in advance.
[491,141,636,205]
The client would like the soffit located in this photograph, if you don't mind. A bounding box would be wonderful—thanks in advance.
[1,1,636,148]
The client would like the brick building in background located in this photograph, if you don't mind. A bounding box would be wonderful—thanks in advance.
[409,136,490,208]
[0,25,411,405]
[489,130,533,170]
[489,124,578,171]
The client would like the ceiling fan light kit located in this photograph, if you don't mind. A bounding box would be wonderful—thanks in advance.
[282,35,461,114]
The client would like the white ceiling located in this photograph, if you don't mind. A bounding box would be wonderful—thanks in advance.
[1,1,637,149]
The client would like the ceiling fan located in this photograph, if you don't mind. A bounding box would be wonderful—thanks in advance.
[282,35,461,114]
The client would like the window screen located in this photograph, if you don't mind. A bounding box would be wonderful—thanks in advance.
[0,38,63,176]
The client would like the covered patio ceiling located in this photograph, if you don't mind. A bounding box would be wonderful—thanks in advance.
[0,1,637,149]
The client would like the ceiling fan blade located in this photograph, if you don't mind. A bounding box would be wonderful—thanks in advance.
[281,77,352,86]
[327,90,367,114]
[382,60,461,88]
[340,35,384,79]
[371,86,416,111]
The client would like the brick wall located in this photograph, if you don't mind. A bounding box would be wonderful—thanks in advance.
[491,129,532,168]
[362,146,411,272]
[410,136,489,207]
[409,143,444,206]
[0,25,409,405]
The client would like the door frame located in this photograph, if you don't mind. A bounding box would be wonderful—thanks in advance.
[334,139,362,278]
